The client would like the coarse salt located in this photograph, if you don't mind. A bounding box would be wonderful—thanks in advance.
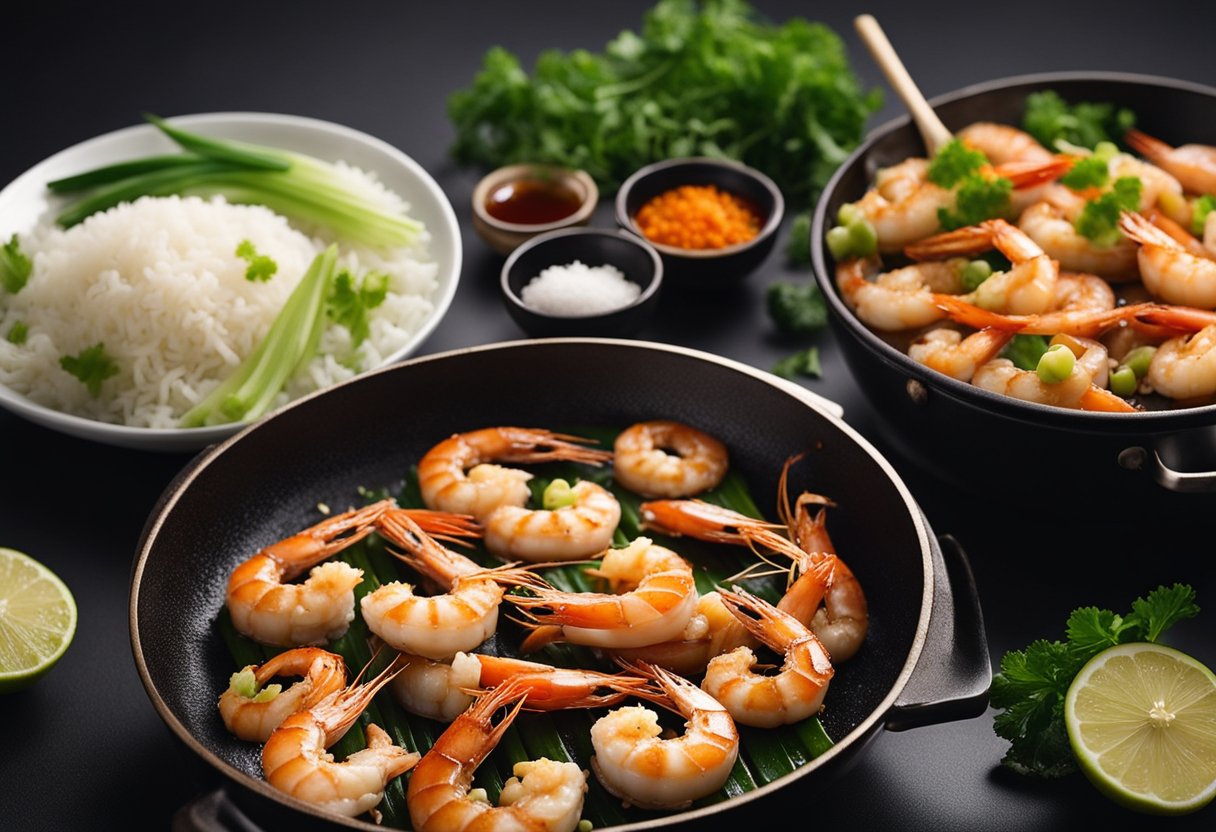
[520,260,640,317]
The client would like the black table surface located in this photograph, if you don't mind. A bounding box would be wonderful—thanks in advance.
[3,2,1215,830]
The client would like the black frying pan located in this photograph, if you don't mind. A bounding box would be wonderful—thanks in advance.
[811,72,1216,504]
[130,339,989,831]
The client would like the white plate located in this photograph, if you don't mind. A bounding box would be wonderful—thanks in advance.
[0,112,461,452]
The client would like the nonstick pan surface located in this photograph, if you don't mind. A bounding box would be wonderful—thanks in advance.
[131,339,982,830]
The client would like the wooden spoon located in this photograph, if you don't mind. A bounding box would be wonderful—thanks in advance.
[854,14,952,155]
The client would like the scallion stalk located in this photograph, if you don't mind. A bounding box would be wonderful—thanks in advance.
[179,245,338,427]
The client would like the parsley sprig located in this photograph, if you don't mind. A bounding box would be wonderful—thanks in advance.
[1074,176,1142,246]
[991,583,1199,778]
[59,343,120,396]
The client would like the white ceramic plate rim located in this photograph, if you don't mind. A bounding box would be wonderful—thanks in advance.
[0,112,461,452]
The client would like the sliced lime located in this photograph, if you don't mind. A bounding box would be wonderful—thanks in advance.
[1065,642,1216,815]
[0,547,77,693]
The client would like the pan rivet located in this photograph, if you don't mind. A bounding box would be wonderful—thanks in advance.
[905,379,929,406]
[1118,447,1147,471]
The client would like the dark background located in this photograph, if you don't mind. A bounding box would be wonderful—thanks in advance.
[3,1,1215,829]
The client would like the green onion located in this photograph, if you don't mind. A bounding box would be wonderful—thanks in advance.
[1192,195,1216,237]
[960,259,993,291]
[1093,141,1119,162]
[836,203,860,226]
[1037,343,1076,384]
[1122,345,1157,378]
[1,234,32,293]
[6,321,28,344]
[825,226,852,260]
[179,245,338,427]
[1110,366,1137,397]
[847,218,878,257]
[543,479,578,510]
[52,116,423,248]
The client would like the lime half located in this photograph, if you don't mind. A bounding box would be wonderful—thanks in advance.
[0,547,77,693]
[1065,642,1216,815]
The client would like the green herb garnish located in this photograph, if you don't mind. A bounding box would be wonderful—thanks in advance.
[937,175,1012,231]
[1074,176,1142,246]
[1001,334,1050,371]
[1,234,32,294]
[785,211,812,266]
[59,343,120,396]
[772,345,822,379]
[6,321,28,345]
[991,584,1198,778]
[927,138,988,188]
[447,0,881,201]
[328,269,390,348]
[1193,194,1216,237]
[1022,90,1136,150]
[235,240,278,283]
[767,281,827,333]
[1059,156,1109,190]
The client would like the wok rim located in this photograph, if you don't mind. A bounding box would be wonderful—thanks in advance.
[811,70,1216,431]
[129,337,937,830]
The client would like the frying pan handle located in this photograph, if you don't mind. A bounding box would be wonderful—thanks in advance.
[173,789,263,832]
[885,533,991,731]
[1118,446,1216,493]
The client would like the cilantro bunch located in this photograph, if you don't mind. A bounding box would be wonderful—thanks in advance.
[448,0,881,201]
[991,584,1199,778]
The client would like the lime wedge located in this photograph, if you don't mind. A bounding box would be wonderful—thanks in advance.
[1065,642,1216,815]
[0,547,77,693]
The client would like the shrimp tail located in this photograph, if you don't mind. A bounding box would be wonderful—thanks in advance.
[932,294,1029,331]
[1124,129,1172,164]
[517,623,566,653]
[362,723,422,780]
[1119,210,1179,249]
[263,499,392,577]
[498,428,614,466]
[385,508,483,547]
[994,155,1073,189]
[905,224,995,261]
[1133,303,1216,333]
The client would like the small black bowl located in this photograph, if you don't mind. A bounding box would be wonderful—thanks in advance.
[615,156,784,289]
[501,227,663,338]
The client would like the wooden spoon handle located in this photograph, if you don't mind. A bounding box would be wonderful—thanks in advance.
[854,14,953,155]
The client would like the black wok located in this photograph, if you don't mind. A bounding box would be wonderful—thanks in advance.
[130,339,988,831]
[811,72,1216,504]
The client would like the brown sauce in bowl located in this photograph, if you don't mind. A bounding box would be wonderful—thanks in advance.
[485,178,583,225]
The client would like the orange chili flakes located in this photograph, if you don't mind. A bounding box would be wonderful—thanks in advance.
[634,184,761,250]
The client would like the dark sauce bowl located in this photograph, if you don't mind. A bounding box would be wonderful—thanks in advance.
[501,227,663,338]
[472,163,598,256]
[615,157,784,289]
[810,71,1216,504]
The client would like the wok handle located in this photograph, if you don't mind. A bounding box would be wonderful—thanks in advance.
[1118,446,1216,493]
[885,533,991,732]
[173,789,263,832]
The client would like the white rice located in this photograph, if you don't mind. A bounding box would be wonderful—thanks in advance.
[0,180,437,428]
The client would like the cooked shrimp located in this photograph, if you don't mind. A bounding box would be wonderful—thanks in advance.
[484,479,621,562]
[389,651,649,722]
[418,428,612,521]
[1018,193,1141,281]
[590,660,738,810]
[407,679,589,832]
[850,156,1069,253]
[262,666,419,819]
[773,462,869,663]
[1125,130,1216,197]
[613,420,729,498]
[908,327,1014,382]
[957,122,1054,165]
[972,345,1137,412]
[218,648,347,743]
[1120,211,1216,308]
[1145,208,1215,259]
[1109,152,1184,210]
[703,585,834,728]
[932,293,1159,339]
[836,255,966,331]
[605,589,755,676]
[361,510,541,661]
[906,219,1058,315]
[512,537,698,651]
[226,500,391,647]
[1148,325,1216,400]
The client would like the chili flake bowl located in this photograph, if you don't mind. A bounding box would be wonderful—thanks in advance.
[500,227,663,338]
[614,156,784,289]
